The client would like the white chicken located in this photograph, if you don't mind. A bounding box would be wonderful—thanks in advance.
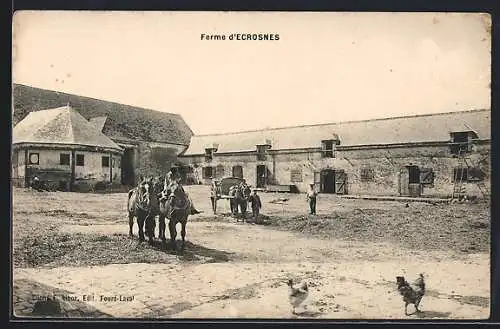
[287,279,309,315]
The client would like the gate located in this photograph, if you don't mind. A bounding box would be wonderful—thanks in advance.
[334,170,348,194]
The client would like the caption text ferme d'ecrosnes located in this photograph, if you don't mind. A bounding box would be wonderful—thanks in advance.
[200,33,280,41]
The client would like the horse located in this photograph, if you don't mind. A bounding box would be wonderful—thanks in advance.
[127,177,154,243]
[143,176,165,242]
[158,181,192,252]
[230,183,251,219]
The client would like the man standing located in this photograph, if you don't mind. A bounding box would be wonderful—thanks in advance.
[210,178,220,214]
[307,183,318,215]
[248,189,262,220]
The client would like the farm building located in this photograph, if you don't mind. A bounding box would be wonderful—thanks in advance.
[179,109,491,199]
[12,105,124,191]
[12,84,193,186]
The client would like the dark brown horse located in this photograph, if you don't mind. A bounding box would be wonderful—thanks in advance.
[144,176,165,242]
[128,178,154,243]
[230,182,251,219]
[158,181,192,252]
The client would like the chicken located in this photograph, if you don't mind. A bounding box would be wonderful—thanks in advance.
[287,279,309,314]
[396,273,425,315]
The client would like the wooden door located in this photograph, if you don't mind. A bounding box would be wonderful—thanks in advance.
[335,170,348,194]
[256,165,267,188]
[398,168,409,196]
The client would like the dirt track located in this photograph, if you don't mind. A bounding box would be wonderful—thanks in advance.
[12,186,490,319]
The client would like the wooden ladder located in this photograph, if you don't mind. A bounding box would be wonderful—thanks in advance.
[452,148,490,201]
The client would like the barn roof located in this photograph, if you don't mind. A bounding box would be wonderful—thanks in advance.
[183,109,491,155]
[12,84,193,145]
[13,105,123,152]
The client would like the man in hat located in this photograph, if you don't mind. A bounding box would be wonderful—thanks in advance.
[210,178,220,214]
[248,189,262,220]
[306,183,318,215]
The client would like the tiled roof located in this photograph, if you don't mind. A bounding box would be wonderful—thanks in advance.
[12,84,193,145]
[13,105,123,152]
[88,116,108,132]
[183,109,491,155]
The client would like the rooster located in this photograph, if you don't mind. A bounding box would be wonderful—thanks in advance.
[396,273,425,315]
[287,279,309,315]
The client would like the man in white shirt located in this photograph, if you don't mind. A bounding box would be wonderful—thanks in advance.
[306,183,318,215]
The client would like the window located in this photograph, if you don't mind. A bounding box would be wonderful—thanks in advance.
[450,132,472,155]
[215,164,225,178]
[29,153,39,165]
[60,153,70,166]
[419,168,435,186]
[205,148,214,162]
[454,167,485,182]
[203,166,213,179]
[102,156,110,167]
[76,154,85,166]
[291,168,303,182]
[232,165,243,178]
[360,168,375,182]
[256,145,268,161]
[321,140,335,158]
[117,158,121,168]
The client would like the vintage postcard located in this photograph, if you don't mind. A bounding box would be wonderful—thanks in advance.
[11,11,491,320]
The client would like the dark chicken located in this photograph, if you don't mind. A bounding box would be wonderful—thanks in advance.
[396,273,425,315]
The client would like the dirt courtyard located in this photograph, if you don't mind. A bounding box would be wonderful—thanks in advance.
[11,185,490,319]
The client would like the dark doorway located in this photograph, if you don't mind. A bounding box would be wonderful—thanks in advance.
[256,165,267,188]
[121,148,136,186]
[320,169,336,193]
[407,165,420,184]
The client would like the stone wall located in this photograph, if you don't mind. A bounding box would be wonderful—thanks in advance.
[180,142,490,198]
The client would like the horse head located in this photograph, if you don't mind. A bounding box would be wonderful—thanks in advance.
[166,182,188,209]
[151,176,164,196]
[137,178,153,210]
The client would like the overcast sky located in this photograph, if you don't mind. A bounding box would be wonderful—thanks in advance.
[12,11,491,135]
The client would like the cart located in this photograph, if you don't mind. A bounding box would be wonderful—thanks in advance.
[210,176,247,214]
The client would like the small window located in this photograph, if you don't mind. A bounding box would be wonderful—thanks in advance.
[205,148,214,162]
[419,168,435,186]
[468,167,486,182]
[360,168,375,182]
[454,167,485,182]
[291,168,303,182]
[321,140,335,158]
[450,132,472,155]
[256,145,268,161]
[29,153,39,165]
[215,164,225,178]
[232,165,243,178]
[203,166,213,179]
[102,156,110,167]
[76,154,85,166]
[117,158,121,168]
[60,153,70,166]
